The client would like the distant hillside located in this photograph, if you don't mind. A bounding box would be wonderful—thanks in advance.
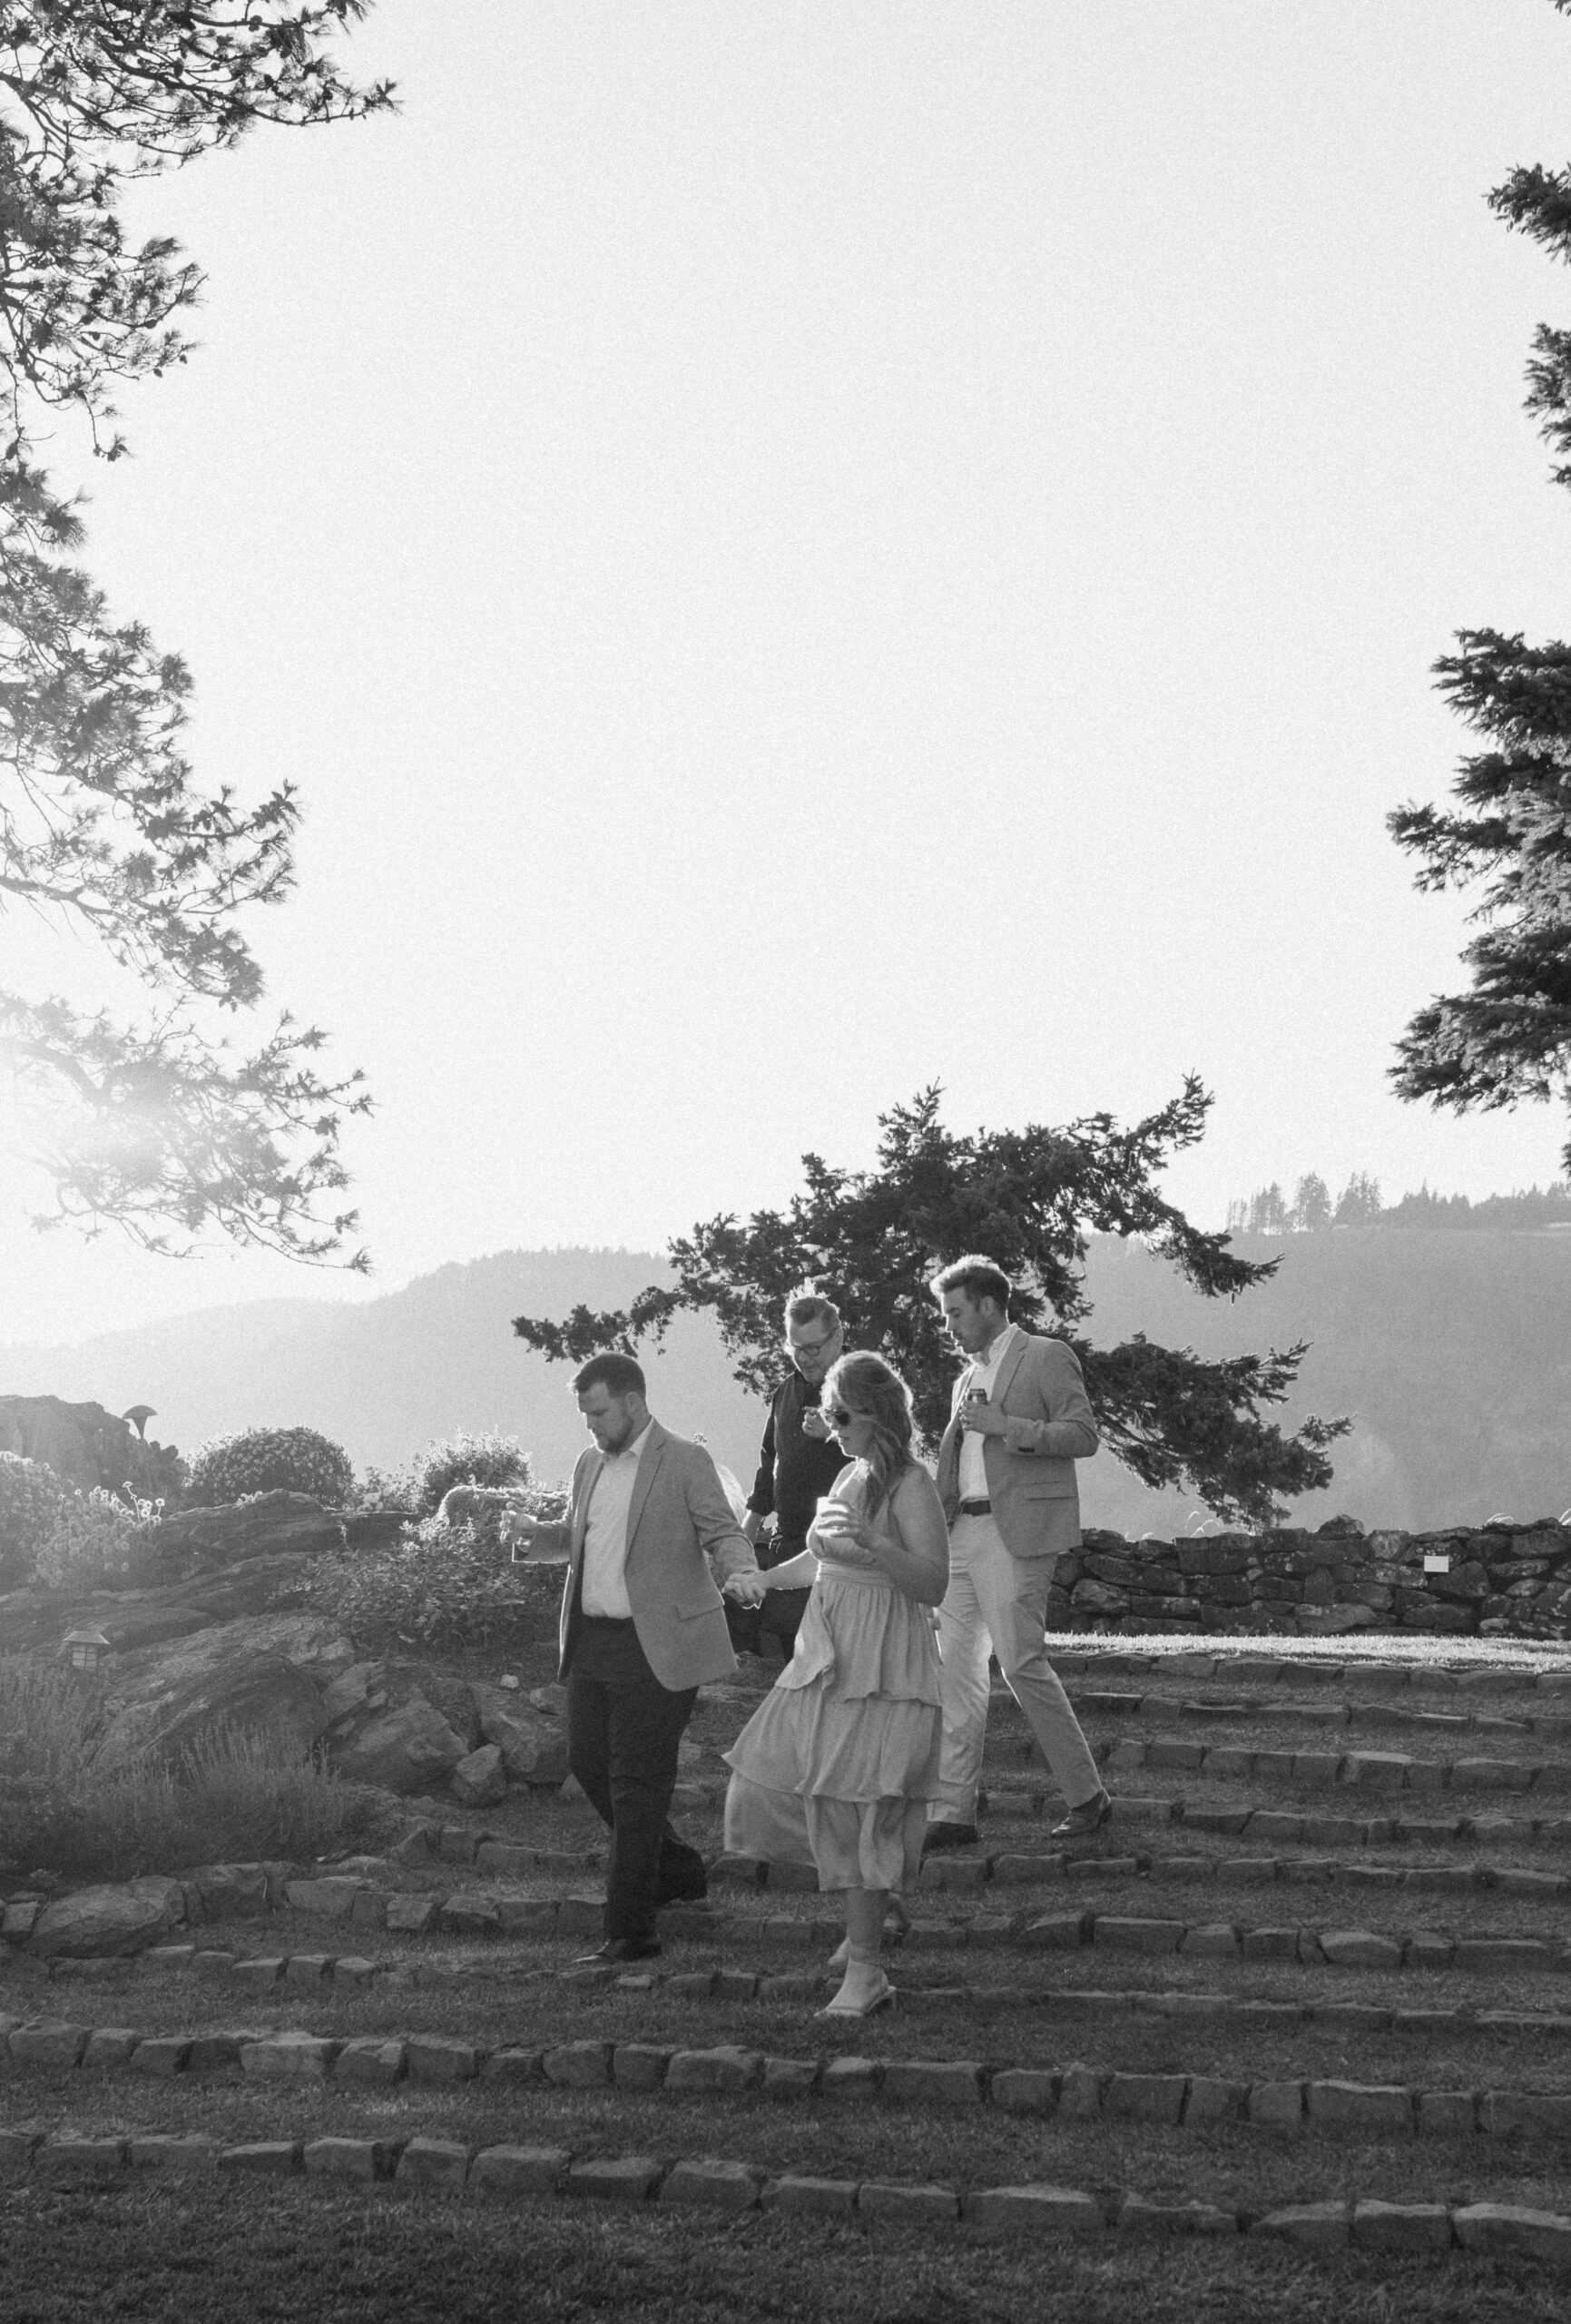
[2,1233,1567,1534]
[1080,1229,1571,1532]
[0,1251,762,1501]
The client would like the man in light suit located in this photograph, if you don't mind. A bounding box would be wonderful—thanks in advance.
[506,1352,761,1962]
[925,1255,1111,1852]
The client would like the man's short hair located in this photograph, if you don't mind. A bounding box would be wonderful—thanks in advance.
[930,1255,1013,1313]
[573,1353,647,1400]
[784,1292,842,1335]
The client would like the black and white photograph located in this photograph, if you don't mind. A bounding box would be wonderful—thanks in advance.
[3,5,1571,2318]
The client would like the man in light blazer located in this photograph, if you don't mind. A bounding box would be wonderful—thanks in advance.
[506,1352,761,1962]
[925,1255,1111,1851]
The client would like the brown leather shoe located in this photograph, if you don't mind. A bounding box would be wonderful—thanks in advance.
[1051,1790,1113,1840]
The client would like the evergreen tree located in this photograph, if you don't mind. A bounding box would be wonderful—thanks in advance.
[1332,1171,1383,1227]
[1290,1172,1332,1232]
[1389,11,1571,1176]
[0,5,390,1260]
[1245,1182,1288,1236]
[513,1084,1349,1529]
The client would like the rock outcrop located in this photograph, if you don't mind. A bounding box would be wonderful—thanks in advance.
[133,1492,345,1583]
[0,1493,347,1660]
[92,1612,351,1768]
[0,1393,181,1501]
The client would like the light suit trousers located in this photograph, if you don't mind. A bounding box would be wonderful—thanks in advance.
[931,1512,1102,1822]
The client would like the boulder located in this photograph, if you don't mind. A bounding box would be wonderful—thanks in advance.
[0,1559,337,1660]
[473,1683,570,1787]
[103,1650,329,1769]
[418,1668,483,1751]
[329,1697,467,1795]
[0,1496,349,1662]
[321,1661,385,1725]
[186,1864,270,1921]
[134,1493,344,1582]
[450,1744,506,1807]
[26,1875,183,1959]
[92,1614,350,1768]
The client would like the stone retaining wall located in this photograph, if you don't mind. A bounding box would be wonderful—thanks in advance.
[1054,1521,1571,1640]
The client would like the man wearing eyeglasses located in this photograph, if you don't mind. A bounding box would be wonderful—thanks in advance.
[740,1290,849,1659]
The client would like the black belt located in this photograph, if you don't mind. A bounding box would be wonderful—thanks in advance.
[957,1498,992,1517]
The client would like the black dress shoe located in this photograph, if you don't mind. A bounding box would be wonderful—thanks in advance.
[574,1936,662,1965]
[920,1820,980,1856]
[1051,1789,1113,1840]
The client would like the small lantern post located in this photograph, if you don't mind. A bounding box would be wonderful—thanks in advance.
[63,1627,111,1675]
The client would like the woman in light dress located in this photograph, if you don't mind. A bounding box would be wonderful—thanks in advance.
[722,1351,949,2017]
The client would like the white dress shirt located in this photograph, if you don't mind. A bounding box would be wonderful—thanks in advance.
[957,1322,1022,1502]
[579,1420,654,1618]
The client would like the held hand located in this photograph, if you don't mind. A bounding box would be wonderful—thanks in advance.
[800,1406,834,1441]
[958,1396,1007,1438]
[724,1570,769,1607]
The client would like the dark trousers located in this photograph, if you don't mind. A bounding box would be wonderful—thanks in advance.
[723,1532,810,1662]
[566,1616,703,1942]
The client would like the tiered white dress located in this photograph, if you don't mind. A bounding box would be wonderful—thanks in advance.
[722,1459,948,1894]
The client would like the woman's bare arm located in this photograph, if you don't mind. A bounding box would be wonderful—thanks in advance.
[860,1467,949,1603]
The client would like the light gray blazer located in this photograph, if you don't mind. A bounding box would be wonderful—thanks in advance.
[936,1331,1099,1559]
[551,1422,759,1691]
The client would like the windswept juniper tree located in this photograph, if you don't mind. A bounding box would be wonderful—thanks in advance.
[0,5,390,1262]
[1390,7,1571,1176]
[513,1084,1348,1529]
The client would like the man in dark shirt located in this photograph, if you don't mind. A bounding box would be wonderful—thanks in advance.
[739,1290,848,1659]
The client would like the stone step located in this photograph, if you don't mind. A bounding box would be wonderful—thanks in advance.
[44,1879,1571,1982]
[11,1792,1571,1974]
[5,2113,1567,2263]
[633,1974,1571,2041]
[920,1843,1571,1896]
[1063,1687,1571,1740]
[1091,1743,1569,1793]
[1048,1651,1571,1696]
[12,2009,1571,2145]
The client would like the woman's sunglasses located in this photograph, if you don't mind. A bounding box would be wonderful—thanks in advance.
[827,1405,859,1427]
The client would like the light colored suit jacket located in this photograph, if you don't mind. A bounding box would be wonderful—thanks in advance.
[936,1330,1099,1560]
[550,1423,759,1691]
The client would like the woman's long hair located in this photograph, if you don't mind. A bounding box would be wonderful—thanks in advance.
[821,1351,915,1521]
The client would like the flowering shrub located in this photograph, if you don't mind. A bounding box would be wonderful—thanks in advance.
[349,1462,419,1515]
[34,1491,162,1593]
[186,1426,356,1509]
[0,1453,72,1588]
[406,1431,533,1516]
[308,1491,566,1654]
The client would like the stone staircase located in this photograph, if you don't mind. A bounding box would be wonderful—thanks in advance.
[8,1639,1571,2286]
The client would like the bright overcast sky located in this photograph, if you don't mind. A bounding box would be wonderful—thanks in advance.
[5,0,1571,1344]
